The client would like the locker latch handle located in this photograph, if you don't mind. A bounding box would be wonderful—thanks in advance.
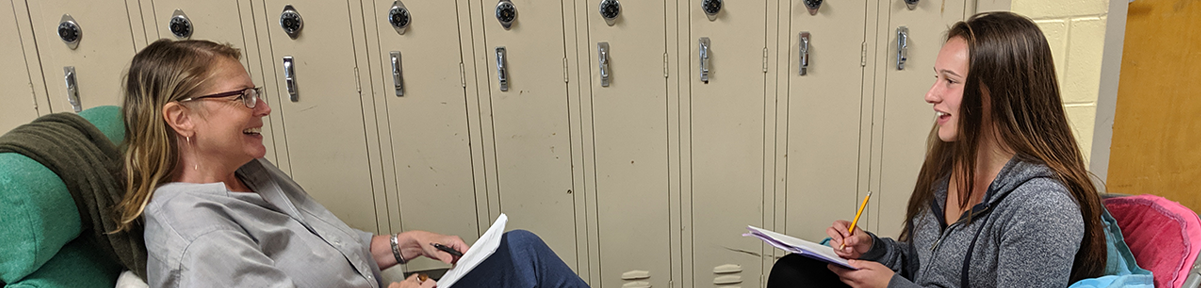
[63,66,81,112]
[699,37,710,84]
[496,47,509,91]
[391,51,404,96]
[799,32,810,76]
[283,56,299,102]
[896,26,908,70]
[598,42,610,87]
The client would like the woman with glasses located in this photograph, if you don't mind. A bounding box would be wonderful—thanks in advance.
[115,39,588,288]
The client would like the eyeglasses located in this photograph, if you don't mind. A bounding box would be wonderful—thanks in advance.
[179,87,262,109]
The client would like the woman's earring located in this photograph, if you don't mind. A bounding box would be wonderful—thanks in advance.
[186,136,198,171]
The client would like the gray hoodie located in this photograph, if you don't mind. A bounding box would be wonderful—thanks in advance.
[862,157,1087,288]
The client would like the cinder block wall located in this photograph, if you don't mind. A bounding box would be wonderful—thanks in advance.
[1011,0,1109,165]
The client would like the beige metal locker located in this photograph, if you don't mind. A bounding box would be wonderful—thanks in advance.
[1,0,40,133]
[27,0,139,113]
[684,0,771,287]
[141,0,281,164]
[577,0,672,287]
[366,0,480,272]
[253,1,382,233]
[870,0,968,238]
[471,0,580,270]
[780,0,873,244]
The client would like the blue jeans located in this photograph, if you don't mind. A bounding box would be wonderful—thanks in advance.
[454,230,590,288]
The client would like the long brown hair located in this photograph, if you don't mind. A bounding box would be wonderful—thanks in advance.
[899,12,1106,282]
[113,39,240,233]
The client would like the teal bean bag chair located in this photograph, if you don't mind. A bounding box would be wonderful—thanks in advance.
[0,106,126,287]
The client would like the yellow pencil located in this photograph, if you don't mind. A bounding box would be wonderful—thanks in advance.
[841,191,872,250]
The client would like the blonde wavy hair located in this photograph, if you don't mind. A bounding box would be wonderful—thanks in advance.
[113,39,240,232]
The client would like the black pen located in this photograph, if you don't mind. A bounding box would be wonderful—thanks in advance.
[431,243,463,257]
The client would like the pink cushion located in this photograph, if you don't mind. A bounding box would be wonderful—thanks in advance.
[1105,195,1201,288]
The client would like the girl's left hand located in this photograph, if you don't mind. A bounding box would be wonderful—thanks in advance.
[828,259,894,288]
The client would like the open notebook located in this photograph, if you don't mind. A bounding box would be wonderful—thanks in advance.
[437,214,508,287]
[744,225,858,270]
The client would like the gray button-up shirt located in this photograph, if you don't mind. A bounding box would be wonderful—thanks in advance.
[144,159,384,288]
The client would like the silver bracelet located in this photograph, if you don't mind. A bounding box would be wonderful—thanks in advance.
[390,234,406,264]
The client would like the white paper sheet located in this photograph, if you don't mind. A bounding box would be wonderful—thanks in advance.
[438,214,508,287]
[743,225,858,270]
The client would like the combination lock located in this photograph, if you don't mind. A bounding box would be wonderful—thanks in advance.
[389,1,411,34]
[57,15,81,49]
[804,0,823,15]
[702,0,721,21]
[599,0,620,25]
[169,10,193,39]
[280,5,304,39]
[496,0,517,29]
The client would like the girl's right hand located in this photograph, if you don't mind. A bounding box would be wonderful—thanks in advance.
[827,220,872,259]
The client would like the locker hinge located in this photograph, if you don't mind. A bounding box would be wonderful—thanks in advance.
[762,47,769,73]
[663,53,669,78]
[353,67,361,93]
[563,57,569,83]
[459,62,467,88]
[669,280,674,288]
[860,42,867,67]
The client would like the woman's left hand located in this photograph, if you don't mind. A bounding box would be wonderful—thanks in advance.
[828,259,894,288]
[398,231,470,265]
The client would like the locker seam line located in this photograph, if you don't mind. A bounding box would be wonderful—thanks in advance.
[11,0,43,114]
[260,0,294,190]
[136,0,148,45]
[338,0,383,233]
[146,0,156,41]
[251,0,283,168]
[366,0,395,234]
[782,0,793,239]
[124,0,138,51]
[874,0,891,234]
[577,1,603,285]
[366,0,398,234]
[468,0,498,231]
[856,0,870,230]
[687,0,696,283]
[479,0,503,225]
[560,0,588,278]
[452,0,483,237]
[661,0,673,283]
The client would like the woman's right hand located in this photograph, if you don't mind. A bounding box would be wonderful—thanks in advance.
[388,274,436,288]
[827,220,872,259]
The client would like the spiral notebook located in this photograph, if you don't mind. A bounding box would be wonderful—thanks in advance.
[437,214,508,287]
[743,225,858,270]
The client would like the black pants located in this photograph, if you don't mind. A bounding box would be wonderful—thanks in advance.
[766,254,851,288]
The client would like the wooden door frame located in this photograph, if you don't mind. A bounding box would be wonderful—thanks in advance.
[1088,0,1129,190]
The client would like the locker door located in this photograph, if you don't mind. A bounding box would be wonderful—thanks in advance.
[257,1,379,232]
[686,0,769,286]
[873,0,967,237]
[144,0,281,164]
[782,0,871,242]
[1,0,39,133]
[583,0,671,287]
[27,0,138,112]
[475,0,578,269]
[369,0,479,271]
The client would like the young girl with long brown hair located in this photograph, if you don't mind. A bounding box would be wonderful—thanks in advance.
[767,11,1106,288]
